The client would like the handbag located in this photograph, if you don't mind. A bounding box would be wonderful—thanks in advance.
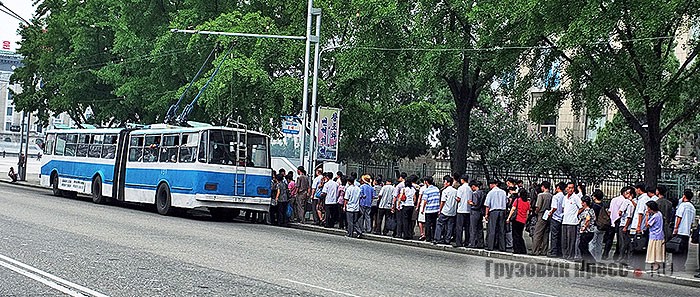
[398,188,407,202]
[666,235,683,254]
[630,233,649,252]
[508,199,518,222]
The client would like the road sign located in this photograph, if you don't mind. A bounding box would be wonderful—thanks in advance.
[282,119,300,135]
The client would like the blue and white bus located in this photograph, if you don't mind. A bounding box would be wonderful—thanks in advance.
[39,124,272,220]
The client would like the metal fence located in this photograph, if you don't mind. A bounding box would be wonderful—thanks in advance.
[347,160,700,212]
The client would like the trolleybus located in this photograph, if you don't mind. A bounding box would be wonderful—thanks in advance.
[39,123,271,220]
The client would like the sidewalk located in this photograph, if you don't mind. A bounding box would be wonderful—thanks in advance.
[288,222,700,288]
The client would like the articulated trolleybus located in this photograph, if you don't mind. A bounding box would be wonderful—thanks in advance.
[39,123,272,220]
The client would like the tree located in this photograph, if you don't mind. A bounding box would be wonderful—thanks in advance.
[532,0,700,187]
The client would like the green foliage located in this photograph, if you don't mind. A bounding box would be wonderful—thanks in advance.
[531,0,700,185]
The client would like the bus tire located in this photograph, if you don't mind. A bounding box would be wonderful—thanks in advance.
[156,183,174,215]
[209,208,240,221]
[91,176,107,204]
[51,172,62,197]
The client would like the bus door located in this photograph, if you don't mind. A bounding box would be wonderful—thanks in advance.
[233,130,247,196]
[112,129,133,201]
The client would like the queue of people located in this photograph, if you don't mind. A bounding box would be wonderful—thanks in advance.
[270,167,699,276]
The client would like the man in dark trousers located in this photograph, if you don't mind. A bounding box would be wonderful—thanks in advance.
[485,179,508,251]
[531,181,553,256]
[468,180,485,248]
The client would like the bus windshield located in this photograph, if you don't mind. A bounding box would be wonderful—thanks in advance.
[207,129,238,165]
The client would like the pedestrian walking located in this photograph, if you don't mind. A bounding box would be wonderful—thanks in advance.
[507,189,531,254]
[531,181,552,256]
[485,179,508,251]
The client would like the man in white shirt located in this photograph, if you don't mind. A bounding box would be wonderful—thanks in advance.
[632,185,659,232]
[455,174,472,247]
[310,168,324,225]
[618,187,636,262]
[548,182,566,258]
[561,182,581,260]
[344,177,362,238]
[603,187,627,260]
[673,189,697,272]
[435,176,458,244]
[321,172,339,228]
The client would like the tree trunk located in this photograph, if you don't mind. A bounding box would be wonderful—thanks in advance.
[453,96,473,175]
[643,111,662,188]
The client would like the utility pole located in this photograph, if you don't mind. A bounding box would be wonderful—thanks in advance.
[172,0,322,172]
[1,1,32,181]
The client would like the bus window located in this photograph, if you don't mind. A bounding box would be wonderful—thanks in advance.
[208,129,236,165]
[247,134,269,168]
[143,135,161,163]
[179,133,198,163]
[198,131,208,163]
[102,134,117,159]
[128,135,144,162]
[44,134,55,156]
[55,134,67,156]
[76,134,90,157]
[65,134,78,157]
[89,134,103,158]
[159,134,179,163]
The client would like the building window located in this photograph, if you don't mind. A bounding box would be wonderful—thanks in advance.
[4,122,11,131]
[6,107,12,116]
[585,114,607,141]
[539,116,557,136]
[7,91,12,101]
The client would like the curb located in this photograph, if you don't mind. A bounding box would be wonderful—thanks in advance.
[288,223,700,288]
[0,179,43,189]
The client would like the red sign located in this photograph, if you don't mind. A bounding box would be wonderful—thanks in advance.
[2,41,10,50]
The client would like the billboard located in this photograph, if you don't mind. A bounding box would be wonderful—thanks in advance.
[281,117,300,135]
[316,107,340,161]
[2,41,10,50]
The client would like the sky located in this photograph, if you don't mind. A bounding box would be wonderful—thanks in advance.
[0,1,35,52]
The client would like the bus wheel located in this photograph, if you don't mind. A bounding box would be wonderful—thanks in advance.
[156,183,174,215]
[91,176,107,204]
[209,208,240,221]
[51,173,62,197]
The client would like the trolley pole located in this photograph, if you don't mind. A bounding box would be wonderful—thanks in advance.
[171,0,322,171]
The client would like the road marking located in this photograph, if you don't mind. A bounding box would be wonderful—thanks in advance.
[0,253,109,297]
[482,283,556,297]
[283,278,361,297]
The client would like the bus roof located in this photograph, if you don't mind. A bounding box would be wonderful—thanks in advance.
[45,125,269,137]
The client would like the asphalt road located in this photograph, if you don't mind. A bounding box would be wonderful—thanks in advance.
[0,183,697,297]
